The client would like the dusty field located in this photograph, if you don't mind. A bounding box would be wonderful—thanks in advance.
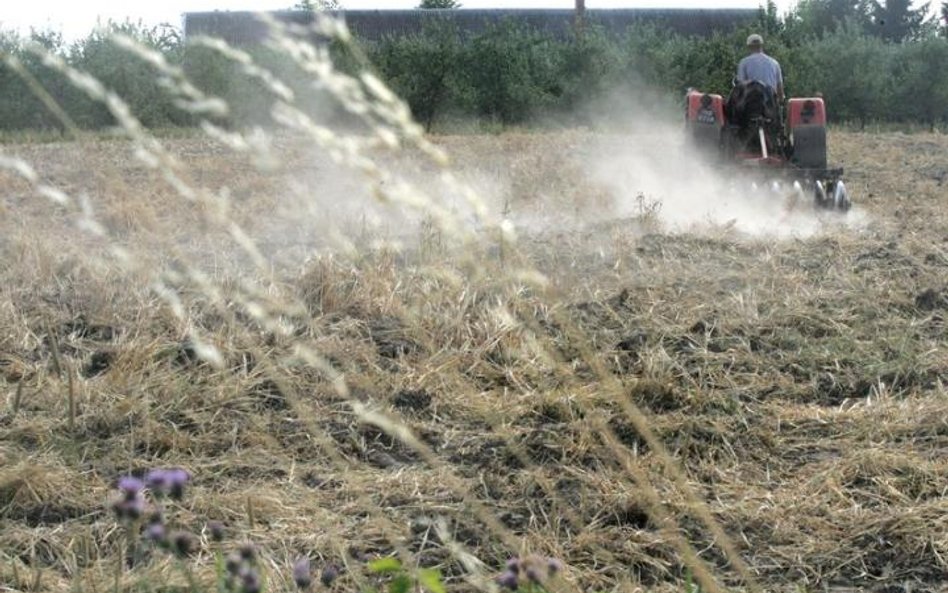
[0,129,946,593]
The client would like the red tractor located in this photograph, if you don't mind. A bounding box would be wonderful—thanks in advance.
[685,81,851,211]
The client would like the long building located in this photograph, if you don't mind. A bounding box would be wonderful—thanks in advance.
[183,8,758,45]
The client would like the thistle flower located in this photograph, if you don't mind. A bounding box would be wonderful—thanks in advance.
[117,476,144,498]
[498,555,562,589]
[524,566,542,584]
[292,557,312,589]
[239,543,257,562]
[241,569,262,593]
[146,468,191,500]
[145,469,168,492]
[111,479,145,522]
[207,520,226,542]
[496,571,519,590]
[320,564,340,587]
[170,530,197,558]
[166,468,191,500]
[226,552,244,576]
[144,521,167,544]
[547,558,563,575]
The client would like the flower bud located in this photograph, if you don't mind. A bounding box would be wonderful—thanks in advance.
[170,531,197,558]
[496,571,519,590]
[145,522,167,544]
[320,564,340,587]
[208,521,226,542]
[292,557,312,589]
[241,569,262,593]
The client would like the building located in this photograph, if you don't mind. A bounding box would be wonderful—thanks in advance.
[183,8,758,45]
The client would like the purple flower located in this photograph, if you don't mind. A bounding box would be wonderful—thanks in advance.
[524,566,542,584]
[496,571,519,590]
[111,493,145,521]
[170,531,197,558]
[292,557,312,589]
[320,564,340,587]
[239,543,257,562]
[117,477,144,499]
[225,552,244,576]
[241,569,262,593]
[505,557,521,574]
[166,468,191,499]
[145,469,169,491]
[145,522,167,544]
[207,521,226,542]
[547,557,563,575]
[146,468,191,500]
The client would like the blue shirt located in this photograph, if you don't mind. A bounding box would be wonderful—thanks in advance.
[737,52,783,91]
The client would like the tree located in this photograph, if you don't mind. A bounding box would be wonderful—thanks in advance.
[794,25,894,126]
[869,0,929,41]
[373,22,462,130]
[292,0,342,10]
[893,36,948,128]
[417,0,461,8]
[940,1,948,37]
[787,0,873,38]
[757,0,784,36]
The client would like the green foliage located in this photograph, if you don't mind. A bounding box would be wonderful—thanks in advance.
[0,21,191,132]
[68,22,185,128]
[468,22,560,123]
[0,10,946,133]
[891,36,948,127]
[757,0,784,37]
[293,0,343,10]
[794,24,896,125]
[870,0,930,41]
[364,557,446,593]
[418,569,446,593]
[418,0,461,8]
[367,557,403,574]
[372,21,463,130]
[786,0,874,38]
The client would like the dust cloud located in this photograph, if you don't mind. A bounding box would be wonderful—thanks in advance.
[248,82,873,266]
[572,85,868,238]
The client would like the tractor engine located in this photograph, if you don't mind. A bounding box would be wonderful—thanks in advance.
[685,90,724,153]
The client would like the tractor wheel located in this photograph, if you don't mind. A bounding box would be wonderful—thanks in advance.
[814,180,829,208]
[832,181,851,212]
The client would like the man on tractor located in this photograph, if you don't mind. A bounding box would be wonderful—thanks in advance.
[737,33,784,101]
[726,33,789,158]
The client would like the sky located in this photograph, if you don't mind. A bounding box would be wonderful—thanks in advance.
[1,0,801,41]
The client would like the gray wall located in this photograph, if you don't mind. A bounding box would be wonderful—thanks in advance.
[184,9,758,45]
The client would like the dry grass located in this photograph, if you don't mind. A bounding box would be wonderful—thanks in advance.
[0,23,946,593]
[0,127,945,593]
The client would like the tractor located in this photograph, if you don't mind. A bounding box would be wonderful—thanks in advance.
[685,81,851,212]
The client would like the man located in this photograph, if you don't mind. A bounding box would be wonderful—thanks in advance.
[736,34,784,101]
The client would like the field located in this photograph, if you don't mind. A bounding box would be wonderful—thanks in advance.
[0,126,946,593]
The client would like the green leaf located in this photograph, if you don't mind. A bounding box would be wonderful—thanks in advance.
[368,557,403,574]
[388,574,412,593]
[419,568,446,593]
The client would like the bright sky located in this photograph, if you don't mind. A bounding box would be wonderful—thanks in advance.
[2,0,800,41]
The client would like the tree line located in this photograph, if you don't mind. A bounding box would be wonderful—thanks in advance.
[0,0,945,134]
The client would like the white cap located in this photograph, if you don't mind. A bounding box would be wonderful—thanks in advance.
[747,33,764,46]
